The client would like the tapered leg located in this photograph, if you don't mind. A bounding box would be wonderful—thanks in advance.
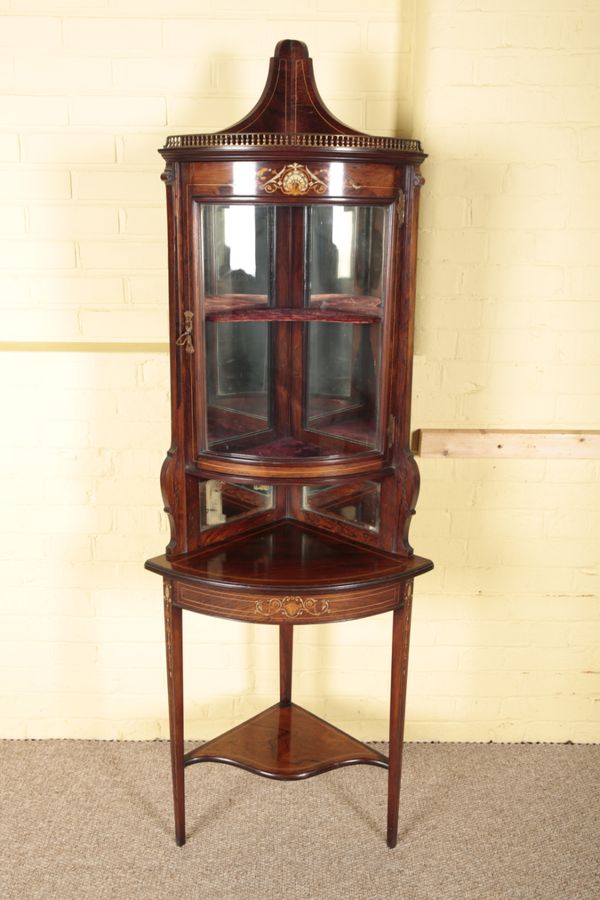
[387,580,413,849]
[279,623,294,705]
[164,581,185,846]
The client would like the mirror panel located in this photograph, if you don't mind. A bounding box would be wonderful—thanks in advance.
[199,481,274,530]
[302,481,381,533]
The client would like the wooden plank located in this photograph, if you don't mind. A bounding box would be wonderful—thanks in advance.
[414,429,600,459]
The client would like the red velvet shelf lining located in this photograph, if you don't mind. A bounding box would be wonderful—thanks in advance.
[252,437,322,457]
[206,434,372,458]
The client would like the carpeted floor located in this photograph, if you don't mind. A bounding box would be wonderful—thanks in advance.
[1,740,598,899]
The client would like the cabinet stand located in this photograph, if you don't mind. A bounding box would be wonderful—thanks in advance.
[161,575,414,849]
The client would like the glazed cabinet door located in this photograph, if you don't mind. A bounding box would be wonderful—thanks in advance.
[190,196,396,466]
[200,203,276,452]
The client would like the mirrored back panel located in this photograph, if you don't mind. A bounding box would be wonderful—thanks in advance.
[302,481,381,533]
[199,480,274,531]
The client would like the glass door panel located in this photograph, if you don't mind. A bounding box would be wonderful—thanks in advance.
[307,205,387,318]
[303,204,387,450]
[304,321,381,449]
[197,201,389,459]
[202,204,273,313]
[201,203,275,450]
[205,321,271,447]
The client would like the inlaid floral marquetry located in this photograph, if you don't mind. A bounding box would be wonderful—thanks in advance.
[255,595,330,618]
[163,581,174,680]
[257,163,328,195]
[397,190,406,225]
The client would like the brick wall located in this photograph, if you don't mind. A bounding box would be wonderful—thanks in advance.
[0,0,598,741]
[408,0,600,742]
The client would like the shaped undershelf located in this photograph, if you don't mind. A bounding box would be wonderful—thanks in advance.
[184,702,388,780]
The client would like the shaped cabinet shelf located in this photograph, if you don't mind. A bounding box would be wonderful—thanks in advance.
[145,39,431,849]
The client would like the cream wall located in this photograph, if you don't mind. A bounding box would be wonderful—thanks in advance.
[0,0,598,742]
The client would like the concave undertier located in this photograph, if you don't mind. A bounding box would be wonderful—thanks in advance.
[184,702,388,779]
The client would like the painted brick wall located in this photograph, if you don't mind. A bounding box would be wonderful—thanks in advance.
[408,0,600,742]
[0,0,598,741]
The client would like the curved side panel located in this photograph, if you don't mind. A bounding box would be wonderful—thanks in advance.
[160,447,180,557]
[394,449,421,556]
[161,161,194,560]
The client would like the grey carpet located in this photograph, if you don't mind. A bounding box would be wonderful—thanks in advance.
[1,740,598,900]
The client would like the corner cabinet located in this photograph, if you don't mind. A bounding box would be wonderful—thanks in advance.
[145,39,432,848]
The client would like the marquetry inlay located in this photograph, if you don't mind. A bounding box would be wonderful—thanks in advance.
[255,596,330,619]
[163,581,174,679]
[257,163,328,195]
[397,189,405,225]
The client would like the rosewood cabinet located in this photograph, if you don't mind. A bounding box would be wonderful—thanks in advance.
[145,39,432,848]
